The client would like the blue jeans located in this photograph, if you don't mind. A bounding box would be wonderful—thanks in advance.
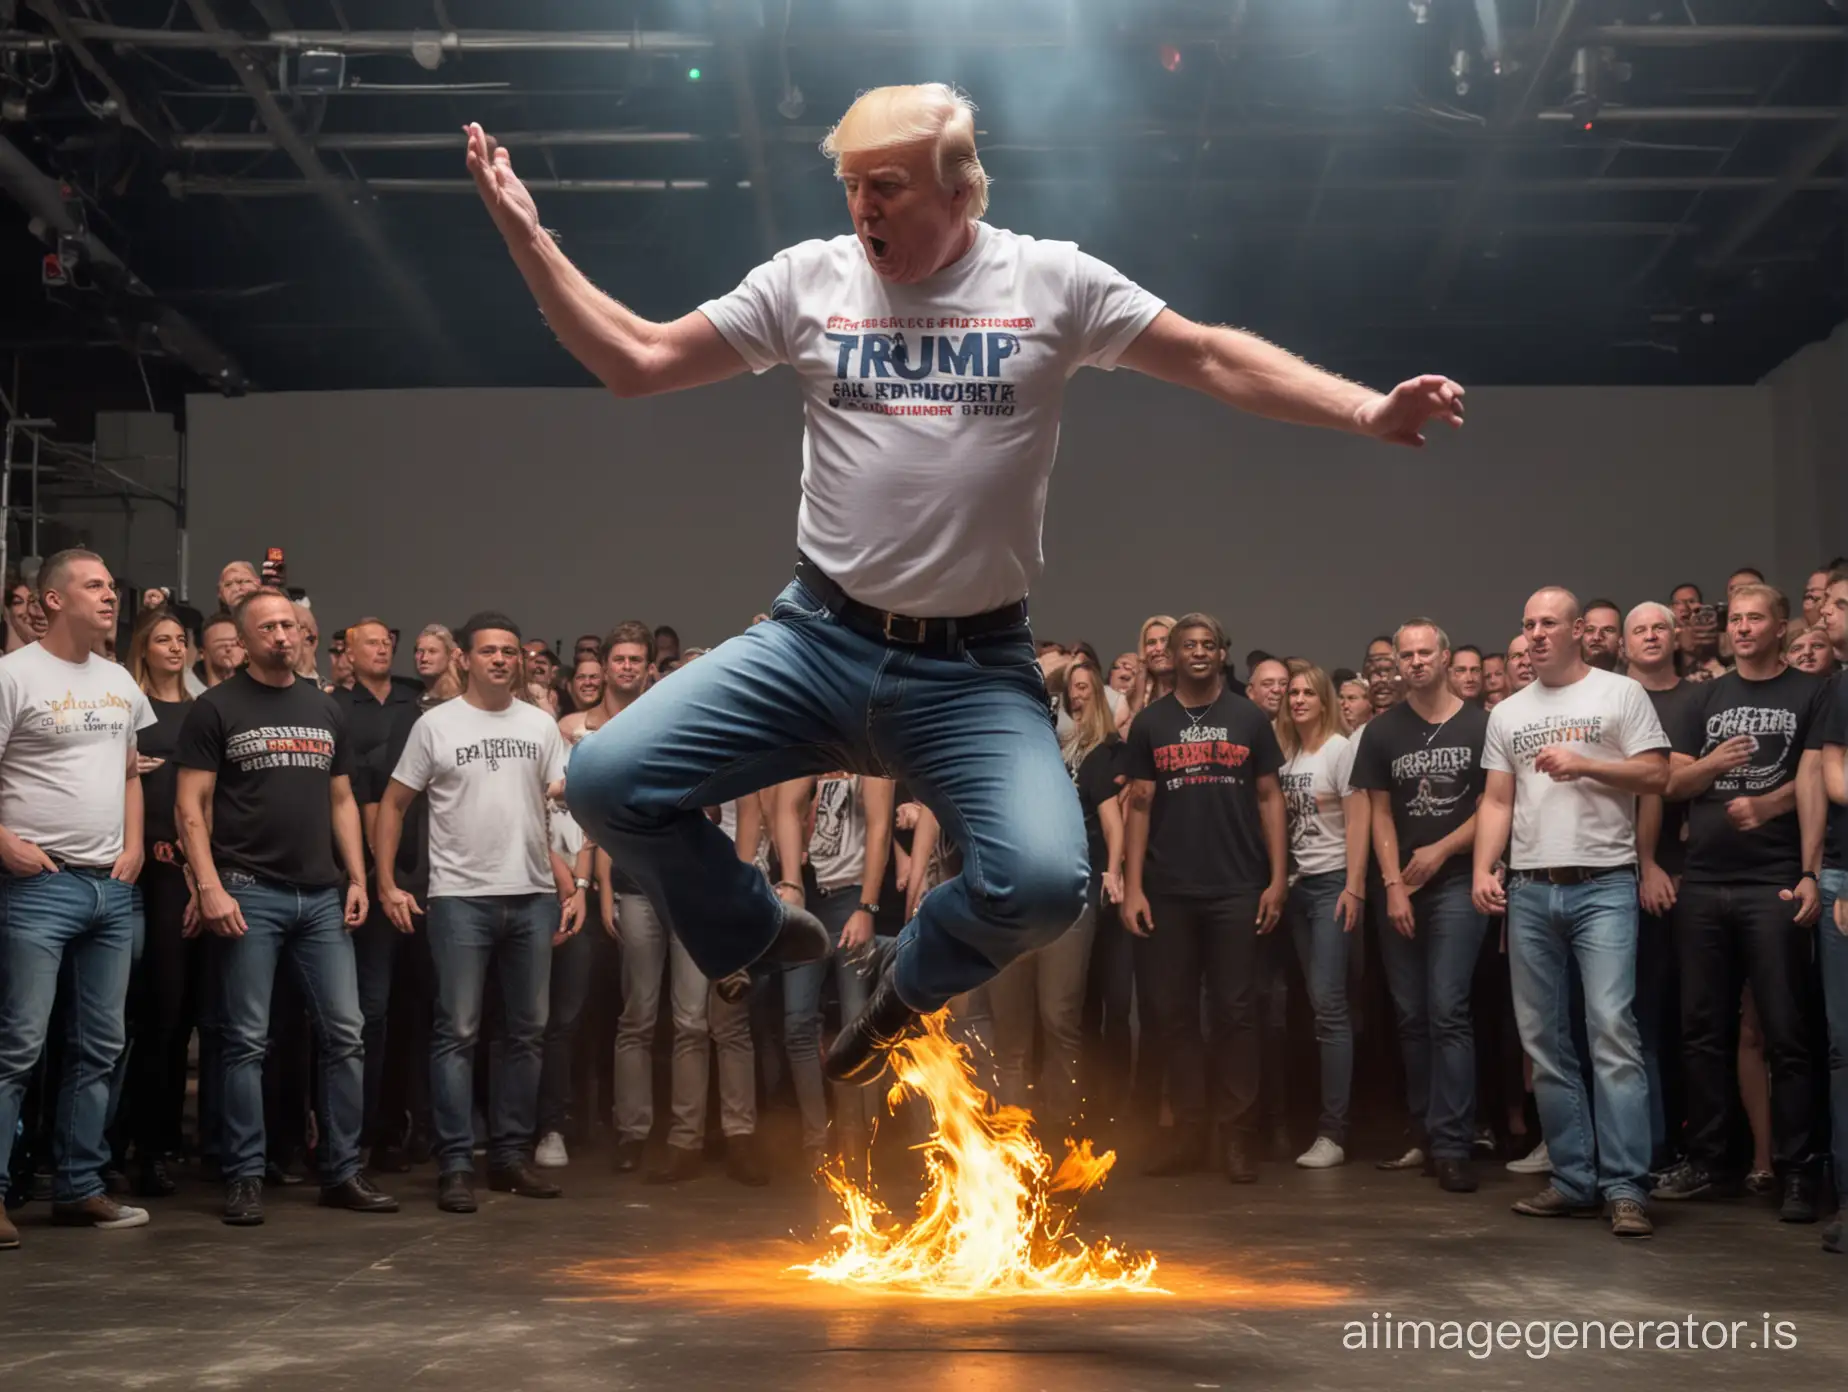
[1288,871,1353,1145]
[782,884,877,1152]
[218,876,364,1185]
[538,926,592,1135]
[565,576,1088,1012]
[1375,875,1487,1160]
[1819,869,1848,1195]
[427,895,553,1173]
[0,870,140,1202]
[1507,869,1650,1206]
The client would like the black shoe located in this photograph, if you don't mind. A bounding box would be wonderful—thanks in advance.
[137,1156,178,1199]
[645,1145,704,1185]
[222,1176,265,1227]
[264,1160,304,1188]
[371,1145,414,1175]
[823,938,925,1084]
[1222,1140,1258,1185]
[488,1163,561,1199]
[437,1172,477,1214]
[1435,1158,1478,1193]
[612,1139,646,1174]
[318,1174,400,1213]
[1650,1159,1715,1201]
[1823,1218,1843,1253]
[1144,1129,1209,1178]
[725,1134,769,1188]
[1779,1171,1818,1224]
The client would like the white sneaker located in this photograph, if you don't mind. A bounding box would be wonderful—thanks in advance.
[1296,1137,1346,1169]
[534,1132,569,1169]
[1376,1145,1425,1171]
[1506,1141,1551,1174]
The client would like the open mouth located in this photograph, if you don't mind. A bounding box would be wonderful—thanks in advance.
[867,235,889,258]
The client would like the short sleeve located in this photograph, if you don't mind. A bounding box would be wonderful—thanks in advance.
[0,668,22,760]
[1330,735,1357,798]
[1825,676,1848,749]
[327,701,353,780]
[1125,711,1157,782]
[698,252,795,374]
[1802,675,1833,751]
[1481,706,1513,775]
[174,696,225,772]
[1669,683,1709,757]
[1070,250,1166,371]
[1348,721,1385,791]
[389,717,438,795]
[131,688,156,735]
[1249,716,1284,779]
[1620,680,1670,757]
[541,720,568,786]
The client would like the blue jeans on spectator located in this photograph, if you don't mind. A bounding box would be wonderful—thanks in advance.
[538,926,592,1136]
[218,875,364,1186]
[564,575,1088,1013]
[1288,870,1353,1146]
[1507,869,1650,1206]
[1375,874,1487,1161]
[427,894,553,1174]
[1818,869,1848,1197]
[783,883,878,1153]
[0,870,140,1202]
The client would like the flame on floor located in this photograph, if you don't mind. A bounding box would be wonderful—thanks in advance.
[790,1010,1160,1298]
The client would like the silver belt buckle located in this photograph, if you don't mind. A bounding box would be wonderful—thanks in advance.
[883,611,928,644]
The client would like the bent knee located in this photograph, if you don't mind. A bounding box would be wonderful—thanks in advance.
[979,853,1088,942]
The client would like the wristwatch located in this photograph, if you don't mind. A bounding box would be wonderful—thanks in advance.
[1798,870,1818,883]
[573,876,591,891]
[857,902,880,917]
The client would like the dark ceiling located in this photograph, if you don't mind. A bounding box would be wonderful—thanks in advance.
[1,0,1844,430]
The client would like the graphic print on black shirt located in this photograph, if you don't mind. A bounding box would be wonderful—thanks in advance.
[1070,737,1123,873]
[1671,666,1829,886]
[1126,690,1282,898]
[1349,699,1490,890]
[175,672,352,889]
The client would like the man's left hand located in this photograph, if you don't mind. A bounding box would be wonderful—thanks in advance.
[1781,878,1821,928]
[344,881,369,929]
[1256,881,1286,934]
[1534,746,1585,783]
[840,909,873,954]
[110,845,144,885]
[1354,375,1466,448]
[555,889,586,945]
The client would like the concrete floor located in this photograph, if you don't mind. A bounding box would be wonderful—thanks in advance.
[2,1144,1843,1391]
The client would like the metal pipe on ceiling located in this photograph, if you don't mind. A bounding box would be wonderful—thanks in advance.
[176,176,720,194]
[174,129,711,151]
[0,23,714,52]
[1586,24,1847,46]
[1538,106,1845,122]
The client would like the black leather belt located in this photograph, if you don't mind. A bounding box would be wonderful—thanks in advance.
[1513,865,1633,886]
[793,553,1029,651]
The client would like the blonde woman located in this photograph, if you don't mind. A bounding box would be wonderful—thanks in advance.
[1275,660,1370,1168]
[1126,615,1177,717]
[414,623,463,704]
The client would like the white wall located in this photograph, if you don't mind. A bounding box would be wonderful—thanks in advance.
[185,371,1784,671]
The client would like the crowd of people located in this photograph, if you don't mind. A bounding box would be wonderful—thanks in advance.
[1,549,1845,1257]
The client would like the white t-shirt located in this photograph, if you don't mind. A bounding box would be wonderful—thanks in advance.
[1279,733,1357,881]
[390,697,567,898]
[808,774,868,893]
[550,802,585,864]
[0,642,154,864]
[1482,667,1670,870]
[700,224,1166,616]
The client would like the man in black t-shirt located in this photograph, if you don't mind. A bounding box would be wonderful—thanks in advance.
[1653,583,1828,1223]
[1349,617,1490,1193]
[1625,600,1699,1168]
[1122,613,1286,1184]
[175,590,399,1227]
[1814,570,1847,1255]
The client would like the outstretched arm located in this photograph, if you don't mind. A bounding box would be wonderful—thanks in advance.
[1117,309,1464,447]
[466,124,748,399]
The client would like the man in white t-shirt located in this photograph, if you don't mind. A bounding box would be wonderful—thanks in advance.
[1473,587,1670,1240]
[373,612,575,1215]
[469,83,1466,1083]
[0,549,155,1244]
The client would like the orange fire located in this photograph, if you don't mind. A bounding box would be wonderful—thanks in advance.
[793,1010,1162,1297]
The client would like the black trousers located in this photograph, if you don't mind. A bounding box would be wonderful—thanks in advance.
[1080,874,1137,1125]
[1134,891,1262,1140]
[1676,881,1823,1174]
[120,856,194,1159]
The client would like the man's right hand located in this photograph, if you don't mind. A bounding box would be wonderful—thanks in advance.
[1639,861,1678,917]
[1471,869,1506,918]
[466,124,543,249]
[200,884,248,938]
[1705,735,1756,775]
[0,832,57,878]
[1122,889,1154,938]
[379,884,423,934]
[1387,883,1417,938]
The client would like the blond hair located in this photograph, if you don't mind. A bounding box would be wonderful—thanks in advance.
[822,84,990,220]
[1275,660,1343,759]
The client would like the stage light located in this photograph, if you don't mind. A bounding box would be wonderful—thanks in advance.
[687,67,702,81]
[1158,43,1182,73]
[1450,49,1471,98]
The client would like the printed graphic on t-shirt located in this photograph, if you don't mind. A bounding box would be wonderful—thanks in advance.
[27,688,137,740]
[225,726,335,772]
[1152,723,1251,791]
[824,315,1030,419]
[1700,705,1800,794]
[811,775,854,863]
[1505,713,1607,761]
[1391,746,1475,819]
[454,736,544,772]
[1280,771,1321,853]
